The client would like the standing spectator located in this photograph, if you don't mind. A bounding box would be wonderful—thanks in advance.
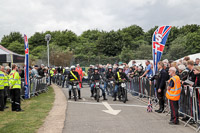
[9,64,24,112]
[193,66,200,87]
[76,64,83,88]
[124,65,130,75]
[185,60,195,83]
[166,67,181,125]
[38,64,45,77]
[31,65,39,96]
[151,61,168,113]
[1,66,9,109]
[0,65,5,111]
[194,58,200,66]
[140,60,153,79]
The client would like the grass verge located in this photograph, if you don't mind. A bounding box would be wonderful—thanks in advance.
[0,86,55,133]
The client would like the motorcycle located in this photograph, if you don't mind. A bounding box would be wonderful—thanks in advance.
[118,81,128,103]
[71,81,79,101]
[93,80,101,102]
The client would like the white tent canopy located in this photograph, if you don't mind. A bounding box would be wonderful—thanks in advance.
[0,45,25,63]
[175,53,200,62]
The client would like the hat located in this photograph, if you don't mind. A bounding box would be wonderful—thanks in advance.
[34,65,39,67]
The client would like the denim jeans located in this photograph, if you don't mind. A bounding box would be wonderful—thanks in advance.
[91,83,105,94]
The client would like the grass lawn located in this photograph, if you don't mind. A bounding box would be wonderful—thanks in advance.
[0,86,55,133]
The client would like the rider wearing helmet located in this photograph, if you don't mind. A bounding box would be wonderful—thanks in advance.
[90,67,107,100]
[67,66,81,99]
[113,66,129,101]
[104,66,114,95]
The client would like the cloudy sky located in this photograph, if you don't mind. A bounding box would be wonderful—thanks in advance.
[0,0,200,40]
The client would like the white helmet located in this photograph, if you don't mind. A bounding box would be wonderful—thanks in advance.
[70,66,76,70]
[119,66,124,70]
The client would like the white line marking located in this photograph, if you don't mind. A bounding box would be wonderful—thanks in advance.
[68,101,146,108]
[102,102,121,115]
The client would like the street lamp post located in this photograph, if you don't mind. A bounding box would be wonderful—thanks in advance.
[45,34,51,68]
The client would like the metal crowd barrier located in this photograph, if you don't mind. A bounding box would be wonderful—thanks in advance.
[127,77,157,102]
[126,77,200,131]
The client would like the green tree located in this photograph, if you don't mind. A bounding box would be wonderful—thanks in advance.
[1,32,23,48]
[7,41,24,54]
[162,35,187,60]
[119,46,134,63]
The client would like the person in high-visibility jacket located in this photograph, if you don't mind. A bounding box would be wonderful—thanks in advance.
[49,68,54,85]
[1,66,10,109]
[113,66,129,101]
[9,64,23,112]
[0,65,5,111]
[67,66,81,99]
[166,67,181,125]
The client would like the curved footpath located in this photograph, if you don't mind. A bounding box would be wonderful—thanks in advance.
[37,84,67,133]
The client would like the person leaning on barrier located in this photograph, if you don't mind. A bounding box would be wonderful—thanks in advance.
[166,67,181,125]
[9,64,24,112]
[0,66,5,111]
[193,66,200,87]
[67,66,81,99]
[151,61,168,113]
[140,60,153,79]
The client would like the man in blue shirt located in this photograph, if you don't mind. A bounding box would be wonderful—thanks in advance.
[140,60,153,79]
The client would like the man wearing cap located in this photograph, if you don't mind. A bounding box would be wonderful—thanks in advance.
[75,64,83,88]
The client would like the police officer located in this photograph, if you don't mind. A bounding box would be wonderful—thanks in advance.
[67,66,81,99]
[0,65,5,111]
[113,66,129,101]
[90,67,107,100]
[9,64,23,112]
[166,67,181,125]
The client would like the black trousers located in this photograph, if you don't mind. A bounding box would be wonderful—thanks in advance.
[4,86,9,107]
[0,90,4,111]
[170,100,179,123]
[157,89,165,109]
[10,89,21,111]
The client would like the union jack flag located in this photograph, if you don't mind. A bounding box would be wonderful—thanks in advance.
[24,34,29,99]
[152,26,172,75]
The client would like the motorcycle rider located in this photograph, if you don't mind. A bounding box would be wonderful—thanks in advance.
[113,66,129,101]
[67,66,81,99]
[104,66,115,95]
[90,67,107,100]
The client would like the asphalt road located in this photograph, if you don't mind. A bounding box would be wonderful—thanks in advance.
[61,84,194,133]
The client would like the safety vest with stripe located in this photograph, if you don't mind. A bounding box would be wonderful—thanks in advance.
[9,70,21,89]
[4,72,9,87]
[117,72,122,81]
[70,71,78,81]
[166,75,181,101]
[0,71,5,90]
